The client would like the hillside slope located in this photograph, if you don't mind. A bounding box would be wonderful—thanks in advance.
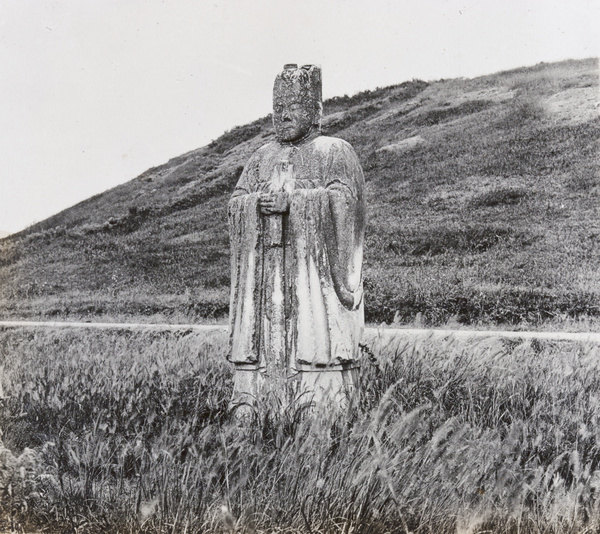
[0,58,598,326]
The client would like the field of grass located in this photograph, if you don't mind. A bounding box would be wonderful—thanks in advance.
[0,58,598,329]
[2,328,600,533]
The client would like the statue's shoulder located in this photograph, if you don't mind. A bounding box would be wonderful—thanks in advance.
[312,135,359,158]
[258,139,284,153]
[246,140,280,162]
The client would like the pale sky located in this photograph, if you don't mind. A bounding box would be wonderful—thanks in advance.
[0,0,598,234]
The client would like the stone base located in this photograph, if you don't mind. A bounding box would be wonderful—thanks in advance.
[297,368,357,409]
[231,368,264,404]
[230,366,357,413]
[229,368,263,420]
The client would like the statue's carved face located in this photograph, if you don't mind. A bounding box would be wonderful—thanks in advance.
[273,95,317,143]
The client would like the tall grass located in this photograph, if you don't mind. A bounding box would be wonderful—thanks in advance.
[1,328,600,532]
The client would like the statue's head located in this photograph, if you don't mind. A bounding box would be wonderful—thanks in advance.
[273,64,322,143]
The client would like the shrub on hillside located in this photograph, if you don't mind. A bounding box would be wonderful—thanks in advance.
[208,120,264,154]
[387,224,519,256]
[322,79,428,115]
[322,103,383,135]
[499,96,546,128]
[470,187,528,208]
[568,165,599,192]
[409,99,494,127]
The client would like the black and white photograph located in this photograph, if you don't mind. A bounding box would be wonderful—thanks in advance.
[0,1,598,532]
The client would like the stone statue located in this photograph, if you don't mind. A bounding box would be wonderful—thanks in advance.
[228,64,366,406]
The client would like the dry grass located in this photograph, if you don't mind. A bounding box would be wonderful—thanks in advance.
[1,328,600,532]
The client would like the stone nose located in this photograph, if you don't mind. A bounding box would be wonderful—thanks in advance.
[281,108,292,121]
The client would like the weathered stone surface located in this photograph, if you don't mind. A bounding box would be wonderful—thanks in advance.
[228,64,366,406]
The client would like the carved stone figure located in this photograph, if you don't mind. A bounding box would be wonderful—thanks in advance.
[228,64,366,406]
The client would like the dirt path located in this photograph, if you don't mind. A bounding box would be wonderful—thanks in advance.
[1,320,599,343]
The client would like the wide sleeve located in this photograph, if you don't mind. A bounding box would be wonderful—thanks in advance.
[286,140,365,311]
[286,140,366,368]
[228,162,264,365]
[231,151,261,198]
[322,140,366,310]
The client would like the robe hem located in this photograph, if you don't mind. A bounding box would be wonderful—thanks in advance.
[295,362,359,372]
[229,362,263,371]
[231,362,359,372]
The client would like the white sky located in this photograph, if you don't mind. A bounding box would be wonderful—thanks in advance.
[0,0,598,234]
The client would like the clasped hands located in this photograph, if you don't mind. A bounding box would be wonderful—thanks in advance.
[259,191,290,215]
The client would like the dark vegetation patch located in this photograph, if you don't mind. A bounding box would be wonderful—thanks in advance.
[364,285,600,326]
[322,80,429,135]
[469,187,528,208]
[112,296,230,320]
[159,165,245,216]
[567,165,599,192]
[409,99,494,127]
[100,206,154,235]
[208,118,266,154]
[386,225,520,256]
[195,165,245,201]
[322,79,428,114]
[323,103,383,135]
[499,97,546,127]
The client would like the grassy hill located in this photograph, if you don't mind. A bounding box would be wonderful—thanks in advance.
[0,58,598,327]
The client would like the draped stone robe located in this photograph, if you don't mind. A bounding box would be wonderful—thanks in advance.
[228,133,366,373]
